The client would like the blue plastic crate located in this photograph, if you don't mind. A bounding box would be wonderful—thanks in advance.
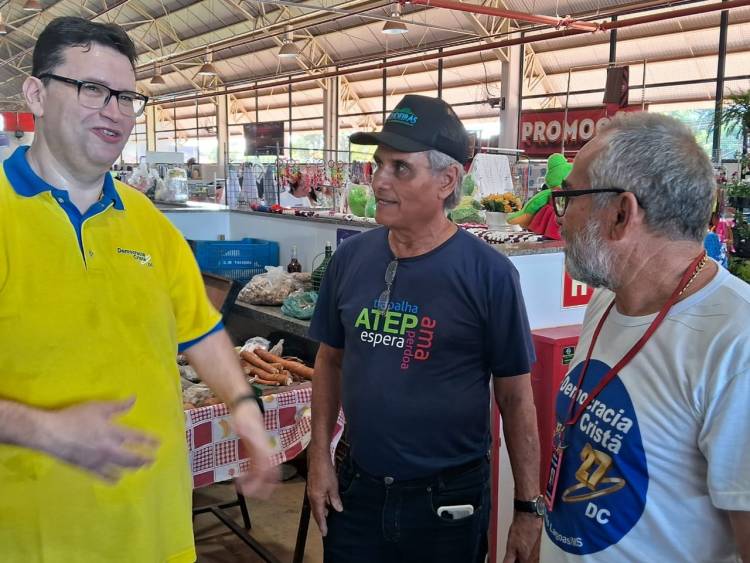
[192,238,279,285]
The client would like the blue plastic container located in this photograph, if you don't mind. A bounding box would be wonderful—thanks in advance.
[192,238,280,285]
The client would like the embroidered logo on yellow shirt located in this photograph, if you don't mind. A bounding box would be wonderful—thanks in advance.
[117,247,153,267]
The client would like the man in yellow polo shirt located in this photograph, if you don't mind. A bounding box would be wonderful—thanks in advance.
[0,16,275,562]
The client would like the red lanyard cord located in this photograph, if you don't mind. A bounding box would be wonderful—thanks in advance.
[564,251,707,428]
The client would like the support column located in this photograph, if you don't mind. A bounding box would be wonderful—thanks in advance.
[609,16,618,64]
[322,77,337,158]
[438,48,444,99]
[217,93,228,175]
[146,105,156,152]
[499,42,522,150]
[382,59,387,126]
[712,0,729,163]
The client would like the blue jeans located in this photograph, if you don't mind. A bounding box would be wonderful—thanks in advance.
[324,455,491,563]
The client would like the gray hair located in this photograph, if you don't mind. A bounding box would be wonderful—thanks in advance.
[588,112,715,243]
[426,150,465,210]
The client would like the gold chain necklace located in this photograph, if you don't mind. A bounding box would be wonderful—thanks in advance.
[678,254,708,297]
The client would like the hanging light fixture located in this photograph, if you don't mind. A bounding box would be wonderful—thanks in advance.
[23,0,43,12]
[197,48,217,76]
[0,13,7,35]
[382,3,408,35]
[278,26,300,58]
[150,62,165,85]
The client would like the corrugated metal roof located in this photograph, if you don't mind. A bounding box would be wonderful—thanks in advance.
[0,0,748,114]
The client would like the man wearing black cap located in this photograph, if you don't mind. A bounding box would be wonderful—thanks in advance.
[308,95,542,562]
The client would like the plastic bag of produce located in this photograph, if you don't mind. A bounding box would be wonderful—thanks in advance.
[347,184,369,217]
[281,290,318,320]
[448,196,484,224]
[365,191,377,218]
[462,173,476,197]
[237,266,309,305]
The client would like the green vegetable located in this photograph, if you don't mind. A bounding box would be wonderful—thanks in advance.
[448,196,484,224]
[365,192,377,218]
[348,184,369,217]
[462,174,476,197]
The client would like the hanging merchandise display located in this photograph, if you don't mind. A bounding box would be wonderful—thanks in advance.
[349,161,373,185]
[328,160,347,188]
[244,164,260,201]
[263,164,278,205]
[275,158,343,208]
[227,167,241,209]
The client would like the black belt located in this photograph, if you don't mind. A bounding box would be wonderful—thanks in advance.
[349,453,489,487]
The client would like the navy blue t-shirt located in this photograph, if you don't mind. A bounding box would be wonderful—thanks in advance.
[309,227,535,479]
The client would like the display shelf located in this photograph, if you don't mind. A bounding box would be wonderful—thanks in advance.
[233,302,310,339]
[161,206,566,256]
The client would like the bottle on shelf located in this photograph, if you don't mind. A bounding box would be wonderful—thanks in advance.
[287,245,302,273]
[311,241,333,291]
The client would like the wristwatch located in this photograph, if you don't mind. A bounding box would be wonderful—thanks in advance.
[514,495,546,518]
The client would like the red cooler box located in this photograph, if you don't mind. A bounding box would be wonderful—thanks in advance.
[531,325,581,491]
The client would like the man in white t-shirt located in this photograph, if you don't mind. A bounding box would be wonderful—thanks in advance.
[541,112,750,562]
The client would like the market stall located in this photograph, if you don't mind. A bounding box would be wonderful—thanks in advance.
[185,382,344,489]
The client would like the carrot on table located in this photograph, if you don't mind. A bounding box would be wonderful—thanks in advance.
[240,350,279,374]
[255,349,314,379]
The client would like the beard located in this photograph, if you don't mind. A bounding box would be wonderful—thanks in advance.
[564,217,617,290]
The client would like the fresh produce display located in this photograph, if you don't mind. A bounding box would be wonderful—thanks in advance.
[255,349,315,380]
[365,191,377,218]
[448,196,484,224]
[462,173,476,197]
[237,267,312,305]
[182,383,222,410]
[347,184,369,217]
[180,337,314,409]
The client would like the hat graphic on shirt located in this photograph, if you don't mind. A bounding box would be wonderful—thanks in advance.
[350,95,470,164]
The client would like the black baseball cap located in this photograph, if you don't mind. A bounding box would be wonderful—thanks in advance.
[350,94,470,164]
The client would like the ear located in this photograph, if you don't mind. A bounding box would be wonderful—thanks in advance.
[436,164,459,202]
[607,192,641,241]
[23,76,46,118]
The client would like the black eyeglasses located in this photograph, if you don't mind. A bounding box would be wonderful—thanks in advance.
[376,259,398,315]
[38,73,148,117]
[550,180,642,217]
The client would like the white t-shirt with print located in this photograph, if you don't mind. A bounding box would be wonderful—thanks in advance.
[541,265,750,563]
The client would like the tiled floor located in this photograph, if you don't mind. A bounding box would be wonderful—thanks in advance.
[193,472,324,562]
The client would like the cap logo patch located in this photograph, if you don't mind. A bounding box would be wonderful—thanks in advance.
[387,107,418,127]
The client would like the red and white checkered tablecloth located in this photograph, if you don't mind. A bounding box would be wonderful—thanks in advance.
[185,383,345,489]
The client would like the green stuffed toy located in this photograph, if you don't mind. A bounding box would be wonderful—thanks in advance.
[508,153,572,227]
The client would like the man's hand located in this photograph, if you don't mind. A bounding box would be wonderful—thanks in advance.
[231,400,279,499]
[40,397,159,483]
[503,512,542,563]
[308,448,343,537]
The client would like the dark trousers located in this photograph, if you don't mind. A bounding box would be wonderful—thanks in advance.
[324,455,491,563]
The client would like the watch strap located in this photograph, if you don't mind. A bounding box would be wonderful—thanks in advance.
[230,389,264,414]
[514,495,544,517]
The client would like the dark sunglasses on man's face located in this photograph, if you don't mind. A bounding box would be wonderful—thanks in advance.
[550,180,638,217]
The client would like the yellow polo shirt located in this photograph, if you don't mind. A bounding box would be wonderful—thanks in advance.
[0,147,222,562]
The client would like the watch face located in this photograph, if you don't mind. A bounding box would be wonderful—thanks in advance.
[534,496,546,517]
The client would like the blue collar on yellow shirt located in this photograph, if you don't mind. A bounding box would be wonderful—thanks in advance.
[3,145,125,254]
[4,145,125,210]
